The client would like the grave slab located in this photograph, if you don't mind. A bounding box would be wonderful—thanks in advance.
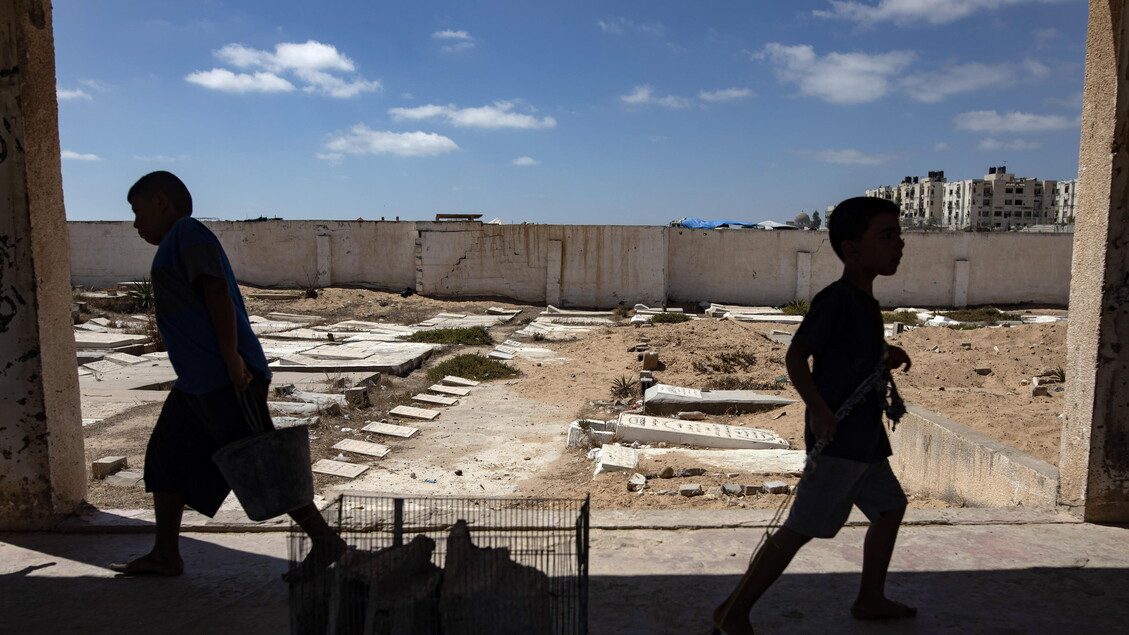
[333,439,391,458]
[283,388,346,407]
[441,376,480,387]
[103,352,148,365]
[362,421,419,438]
[617,413,790,450]
[597,444,639,472]
[312,459,368,479]
[644,383,795,415]
[267,401,322,416]
[638,448,806,474]
[488,350,515,360]
[412,393,459,406]
[389,405,441,421]
[92,456,127,479]
[513,320,594,341]
[266,342,439,376]
[266,312,323,323]
[83,360,126,374]
[272,416,320,428]
[429,384,471,397]
[74,332,150,349]
[704,303,783,318]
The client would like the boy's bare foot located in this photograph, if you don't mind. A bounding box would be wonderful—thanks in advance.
[850,598,917,620]
[710,604,755,635]
[283,534,348,584]
[109,552,184,577]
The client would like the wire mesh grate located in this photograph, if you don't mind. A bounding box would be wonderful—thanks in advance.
[289,494,589,635]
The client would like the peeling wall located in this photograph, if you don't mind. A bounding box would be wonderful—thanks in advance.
[71,220,1073,309]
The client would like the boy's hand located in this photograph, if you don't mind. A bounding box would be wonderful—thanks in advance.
[886,345,912,372]
[226,356,252,391]
[809,405,837,443]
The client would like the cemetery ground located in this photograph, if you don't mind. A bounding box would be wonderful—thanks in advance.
[79,286,1068,515]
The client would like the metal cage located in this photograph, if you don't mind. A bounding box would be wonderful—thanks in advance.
[289,494,589,635]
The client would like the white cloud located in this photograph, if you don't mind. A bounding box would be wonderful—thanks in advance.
[900,59,1049,103]
[189,40,379,97]
[512,156,540,166]
[432,30,476,53]
[1046,91,1083,109]
[134,154,189,163]
[977,137,1042,151]
[1033,27,1059,48]
[323,125,458,158]
[389,101,557,129]
[699,87,755,102]
[934,142,951,151]
[954,110,1080,132]
[597,18,668,36]
[759,43,914,104]
[620,85,693,109]
[814,0,1072,26]
[61,150,102,161]
[57,87,91,100]
[185,69,295,93]
[795,148,895,165]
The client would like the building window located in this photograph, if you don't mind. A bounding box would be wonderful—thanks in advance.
[1017,187,1024,194]
[1006,188,1013,194]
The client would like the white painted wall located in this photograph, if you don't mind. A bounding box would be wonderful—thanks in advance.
[70,221,1073,308]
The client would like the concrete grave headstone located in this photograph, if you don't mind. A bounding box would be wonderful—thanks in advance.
[390,405,441,421]
[312,459,368,479]
[333,439,392,458]
[441,376,480,387]
[617,413,790,450]
[596,444,639,472]
[430,384,471,397]
[413,393,459,406]
[362,421,419,438]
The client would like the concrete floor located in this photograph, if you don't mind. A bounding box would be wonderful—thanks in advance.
[2,507,1128,634]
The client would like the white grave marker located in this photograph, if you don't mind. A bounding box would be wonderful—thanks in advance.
[617,413,789,450]
[429,384,471,397]
[333,439,391,458]
[362,421,419,438]
[312,459,368,479]
[441,376,480,387]
[413,393,459,406]
[389,405,440,421]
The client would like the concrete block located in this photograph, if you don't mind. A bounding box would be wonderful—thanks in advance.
[389,405,440,421]
[591,430,615,446]
[706,486,725,498]
[103,352,148,365]
[722,484,743,496]
[272,416,320,428]
[617,413,790,450]
[762,481,789,494]
[679,484,703,497]
[92,456,127,479]
[567,422,587,448]
[1031,385,1051,397]
[344,387,369,408]
[333,439,391,458]
[628,473,648,492]
[312,459,368,479]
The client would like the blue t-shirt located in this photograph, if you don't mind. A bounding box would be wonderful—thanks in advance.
[791,279,890,462]
[152,217,270,394]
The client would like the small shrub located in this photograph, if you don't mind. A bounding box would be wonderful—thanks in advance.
[781,299,810,316]
[882,310,921,326]
[1051,366,1066,383]
[610,375,639,399]
[407,326,494,345]
[612,303,632,319]
[650,312,692,324]
[323,371,349,392]
[703,376,776,390]
[426,354,520,382]
[124,279,156,312]
[695,349,757,374]
[940,307,1021,324]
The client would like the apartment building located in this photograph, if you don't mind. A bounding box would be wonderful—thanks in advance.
[865,167,1077,230]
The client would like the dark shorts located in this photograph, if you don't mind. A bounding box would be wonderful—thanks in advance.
[783,456,907,539]
[144,373,273,517]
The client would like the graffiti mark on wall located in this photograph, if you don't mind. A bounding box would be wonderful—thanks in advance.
[0,235,21,333]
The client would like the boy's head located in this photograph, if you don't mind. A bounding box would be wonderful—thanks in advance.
[128,171,192,245]
[828,196,903,275]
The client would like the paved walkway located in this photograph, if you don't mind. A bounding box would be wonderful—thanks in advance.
[2,508,1127,634]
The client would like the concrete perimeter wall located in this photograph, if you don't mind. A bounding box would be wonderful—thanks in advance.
[70,221,1072,308]
[890,404,1059,508]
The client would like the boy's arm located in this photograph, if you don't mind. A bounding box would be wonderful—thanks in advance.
[785,341,837,442]
[197,274,253,391]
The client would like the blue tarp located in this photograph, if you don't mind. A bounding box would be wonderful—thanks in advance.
[677,218,760,229]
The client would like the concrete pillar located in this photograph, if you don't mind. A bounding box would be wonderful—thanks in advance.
[546,239,562,306]
[1059,0,1129,521]
[315,232,331,287]
[952,259,969,308]
[794,251,811,302]
[0,0,85,529]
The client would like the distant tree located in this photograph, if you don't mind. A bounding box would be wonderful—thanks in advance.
[810,211,822,230]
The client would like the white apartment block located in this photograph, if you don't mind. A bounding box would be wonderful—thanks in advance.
[865,167,1078,231]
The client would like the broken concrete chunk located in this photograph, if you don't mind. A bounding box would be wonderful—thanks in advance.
[676,467,707,477]
[271,416,320,429]
[628,473,648,492]
[722,483,743,497]
[643,383,795,416]
[344,387,369,408]
[105,469,144,487]
[617,413,790,450]
[311,459,368,479]
[92,456,127,479]
[1031,385,1051,397]
[596,444,639,473]
[974,367,993,376]
[679,484,703,497]
[706,486,725,498]
[762,481,789,494]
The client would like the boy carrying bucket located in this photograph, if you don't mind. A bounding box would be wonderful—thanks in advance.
[110,171,345,581]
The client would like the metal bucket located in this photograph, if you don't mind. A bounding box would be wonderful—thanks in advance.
[212,426,314,521]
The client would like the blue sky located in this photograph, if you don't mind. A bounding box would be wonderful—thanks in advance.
[53,0,1087,224]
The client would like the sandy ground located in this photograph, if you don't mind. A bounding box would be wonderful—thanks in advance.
[80,287,1067,513]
